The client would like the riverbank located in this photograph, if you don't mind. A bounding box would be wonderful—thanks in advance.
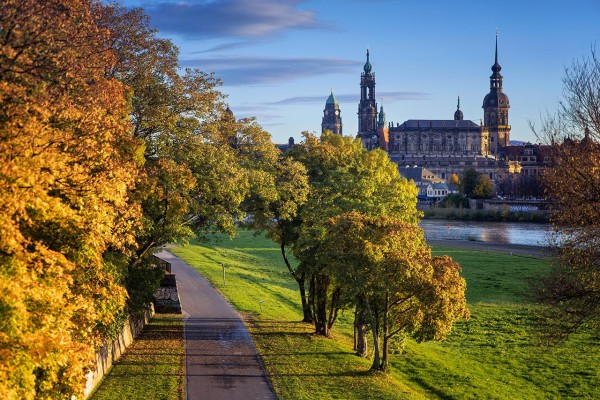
[428,239,551,258]
[421,207,549,223]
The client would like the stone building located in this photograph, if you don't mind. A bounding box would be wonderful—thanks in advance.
[350,36,513,182]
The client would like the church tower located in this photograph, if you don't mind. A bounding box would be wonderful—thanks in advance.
[321,89,342,135]
[357,50,378,149]
[482,33,511,155]
[377,104,389,151]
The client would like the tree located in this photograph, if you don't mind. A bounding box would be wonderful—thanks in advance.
[0,1,141,397]
[459,167,480,198]
[287,132,420,336]
[449,172,460,186]
[317,212,469,370]
[532,47,600,340]
[95,3,284,313]
[247,156,312,322]
[473,174,494,199]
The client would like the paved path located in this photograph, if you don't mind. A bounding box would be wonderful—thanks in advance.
[155,251,276,400]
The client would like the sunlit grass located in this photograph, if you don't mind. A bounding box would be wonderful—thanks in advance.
[172,230,600,399]
[89,314,184,400]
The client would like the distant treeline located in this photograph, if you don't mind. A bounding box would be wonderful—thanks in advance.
[421,207,550,223]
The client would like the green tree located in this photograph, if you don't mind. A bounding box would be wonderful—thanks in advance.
[459,167,479,197]
[473,174,494,199]
[96,3,284,312]
[532,47,600,340]
[318,212,469,371]
[288,132,420,336]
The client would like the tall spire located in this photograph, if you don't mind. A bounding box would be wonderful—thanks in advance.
[457,96,461,110]
[495,29,498,66]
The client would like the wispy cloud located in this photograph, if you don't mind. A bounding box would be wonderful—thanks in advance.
[146,0,322,39]
[189,41,256,54]
[269,91,431,105]
[181,57,361,85]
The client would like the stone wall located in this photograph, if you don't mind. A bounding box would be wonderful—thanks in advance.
[83,305,154,398]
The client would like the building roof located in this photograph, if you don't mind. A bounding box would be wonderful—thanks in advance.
[398,166,444,183]
[396,119,480,129]
[326,89,338,105]
[432,182,449,190]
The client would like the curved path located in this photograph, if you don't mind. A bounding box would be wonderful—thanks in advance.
[155,251,276,400]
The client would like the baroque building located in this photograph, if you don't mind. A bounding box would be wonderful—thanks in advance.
[352,36,511,181]
[321,90,343,135]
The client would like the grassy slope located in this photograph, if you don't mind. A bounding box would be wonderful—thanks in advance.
[172,232,600,399]
[89,314,184,400]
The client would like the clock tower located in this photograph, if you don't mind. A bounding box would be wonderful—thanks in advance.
[482,33,511,155]
[322,89,343,135]
[357,49,379,149]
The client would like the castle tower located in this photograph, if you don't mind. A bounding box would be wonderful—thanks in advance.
[482,33,511,155]
[357,49,378,149]
[321,89,343,135]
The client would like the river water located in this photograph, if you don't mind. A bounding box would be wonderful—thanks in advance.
[419,219,552,247]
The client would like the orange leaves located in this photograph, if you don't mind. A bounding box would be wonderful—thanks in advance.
[1,1,141,397]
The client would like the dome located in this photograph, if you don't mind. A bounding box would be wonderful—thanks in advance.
[326,89,338,105]
[454,96,463,120]
[482,91,510,108]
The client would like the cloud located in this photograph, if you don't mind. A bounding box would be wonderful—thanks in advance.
[181,57,361,85]
[189,41,255,54]
[147,0,322,39]
[269,91,431,105]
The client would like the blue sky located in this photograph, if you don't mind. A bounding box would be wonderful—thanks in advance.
[120,0,600,145]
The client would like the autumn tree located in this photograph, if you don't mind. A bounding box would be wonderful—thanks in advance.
[460,167,494,199]
[0,0,141,398]
[317,212,469,370]
[532,47,600,339]
[94,3,285,312]
[449,172,460,186]
[287,132,420,336]
[473,174,494,199]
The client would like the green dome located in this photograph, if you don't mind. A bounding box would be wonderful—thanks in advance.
[326,89,338,105]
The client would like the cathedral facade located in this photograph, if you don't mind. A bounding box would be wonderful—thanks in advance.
[321,36,513,181]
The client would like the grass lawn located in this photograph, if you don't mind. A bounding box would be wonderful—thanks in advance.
[89,314,184,400]
[171,231,600,399]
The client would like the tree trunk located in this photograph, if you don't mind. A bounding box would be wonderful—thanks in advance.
[363,296,380,370]
[354,302,369,357]
[280,242,312,323]
[298,273,312,323]
[313,273,330,336]
[381,292,390,371]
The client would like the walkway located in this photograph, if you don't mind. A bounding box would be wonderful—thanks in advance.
[155,251,276,400]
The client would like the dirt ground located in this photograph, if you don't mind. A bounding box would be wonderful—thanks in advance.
[427,239,552,258]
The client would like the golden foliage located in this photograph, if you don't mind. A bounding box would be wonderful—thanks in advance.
[0,0,141,397]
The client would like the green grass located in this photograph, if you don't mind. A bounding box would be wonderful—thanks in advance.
[172,231,600,399]
[89,314,184,400]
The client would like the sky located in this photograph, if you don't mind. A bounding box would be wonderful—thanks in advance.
[119,0,600,145]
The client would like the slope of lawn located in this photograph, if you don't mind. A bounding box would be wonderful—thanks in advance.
[171,231,600,399]
[89,314,184,400]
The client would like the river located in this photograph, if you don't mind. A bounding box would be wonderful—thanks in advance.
[419,220,552,247]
